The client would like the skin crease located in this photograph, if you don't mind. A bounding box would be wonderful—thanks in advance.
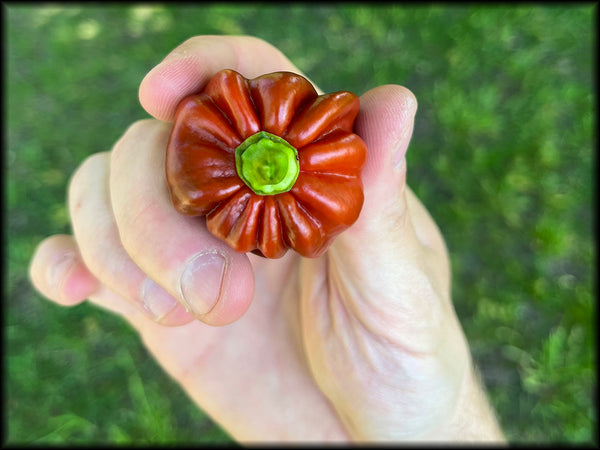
[28,35,506,442]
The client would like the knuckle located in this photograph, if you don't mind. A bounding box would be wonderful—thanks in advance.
[71,152,107,183]
[124,118,157,135]
[118,200,161,257]
[68,152,109,209]
[110,119,163,167]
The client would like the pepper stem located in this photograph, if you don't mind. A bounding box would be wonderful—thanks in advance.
[235,131,299,195]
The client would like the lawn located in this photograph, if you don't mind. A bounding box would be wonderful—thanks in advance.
[5,3,596,444]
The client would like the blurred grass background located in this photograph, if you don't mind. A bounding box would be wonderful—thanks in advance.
[5,3,595,445]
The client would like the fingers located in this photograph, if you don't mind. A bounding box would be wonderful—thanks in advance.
[28,234,141,321]
[68,152,194,327]
[29,234,100,306]
[139,35,314,122]
[109,119,255,326]
[33,35,289,327]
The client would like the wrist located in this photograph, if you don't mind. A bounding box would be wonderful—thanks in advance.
[433,362,506,442]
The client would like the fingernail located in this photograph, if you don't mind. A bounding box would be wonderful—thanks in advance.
[179,251,226,316]
[140,277,179,321]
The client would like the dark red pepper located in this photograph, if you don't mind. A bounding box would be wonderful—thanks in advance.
[166,69,367,258]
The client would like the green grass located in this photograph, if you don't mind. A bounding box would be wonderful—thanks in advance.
[5,3,595,445]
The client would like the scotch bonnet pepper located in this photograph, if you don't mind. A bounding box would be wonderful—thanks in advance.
[166,69,367,258]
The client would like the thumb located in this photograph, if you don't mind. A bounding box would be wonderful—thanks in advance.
[342,84,419,255]
[329,85,448,353]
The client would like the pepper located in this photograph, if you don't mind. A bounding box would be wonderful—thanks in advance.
[166,69,367,258]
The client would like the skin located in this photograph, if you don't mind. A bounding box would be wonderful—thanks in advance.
[29,35,506,443]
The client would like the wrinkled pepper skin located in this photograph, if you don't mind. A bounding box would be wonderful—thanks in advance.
[166,69,367,258]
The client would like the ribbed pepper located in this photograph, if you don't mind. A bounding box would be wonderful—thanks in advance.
[166,69,367,258]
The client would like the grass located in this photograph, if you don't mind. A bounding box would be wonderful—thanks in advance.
[5,3,596,445]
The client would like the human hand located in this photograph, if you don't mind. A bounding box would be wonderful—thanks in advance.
[29,35,504,442]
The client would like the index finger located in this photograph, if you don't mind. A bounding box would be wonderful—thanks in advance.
[139,35,314,122]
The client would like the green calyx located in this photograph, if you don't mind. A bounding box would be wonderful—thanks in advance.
[235,131,299,195]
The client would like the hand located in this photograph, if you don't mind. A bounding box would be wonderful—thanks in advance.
[29,35,505,442]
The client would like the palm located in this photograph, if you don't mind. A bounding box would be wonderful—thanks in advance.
[119,224,464,441]
[295,244,468,440]
[121,252,346,440]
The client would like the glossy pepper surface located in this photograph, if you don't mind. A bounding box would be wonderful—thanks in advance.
[166,69,367,258]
